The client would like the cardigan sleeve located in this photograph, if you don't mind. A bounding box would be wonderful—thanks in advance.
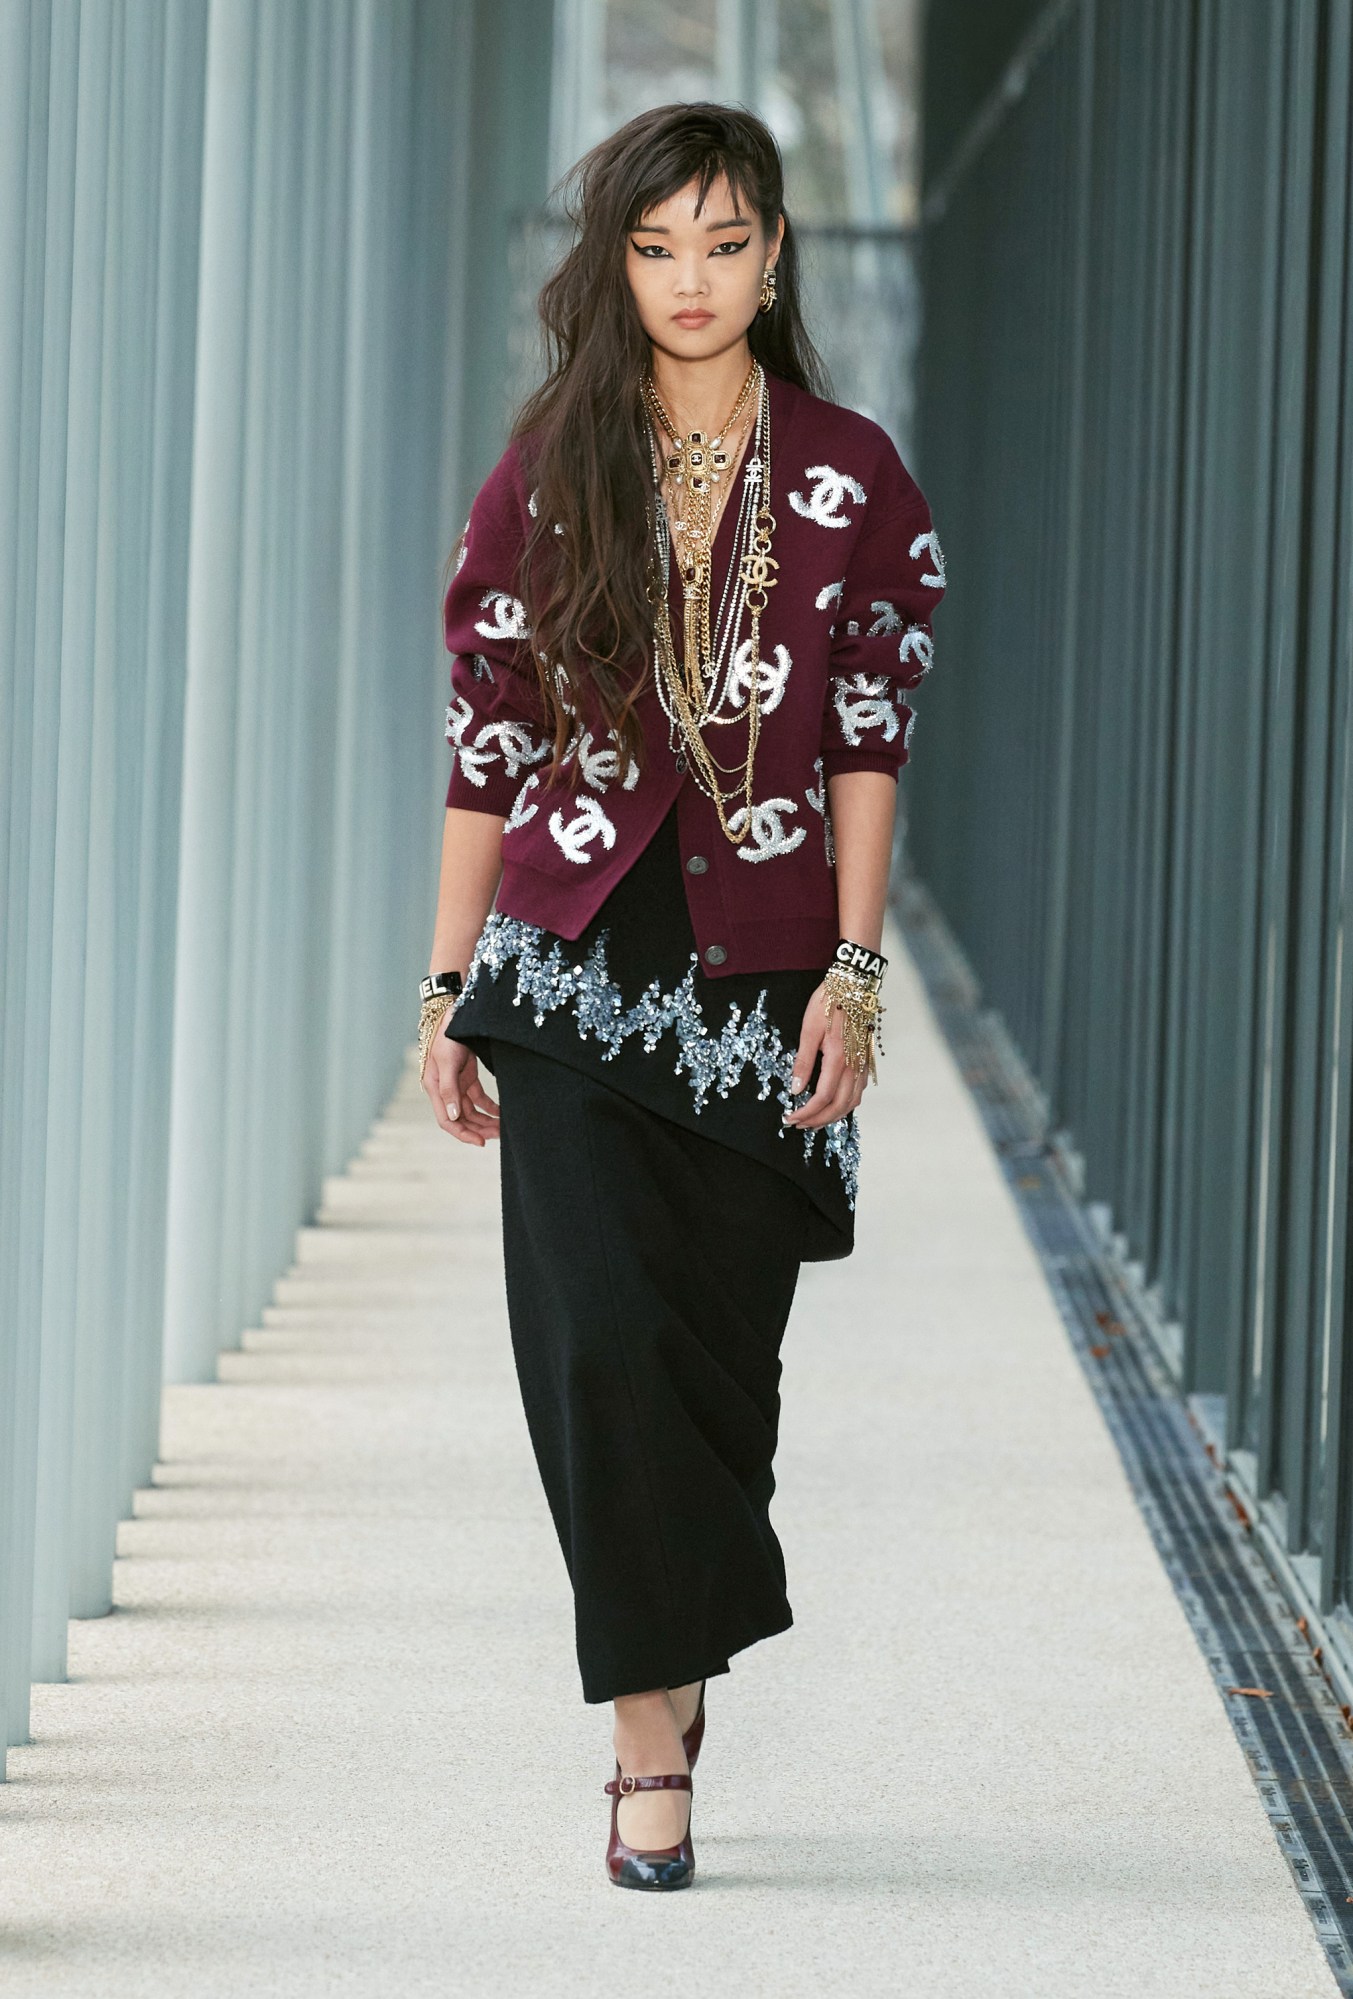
[818,458,947,782]
[442,445,553,815]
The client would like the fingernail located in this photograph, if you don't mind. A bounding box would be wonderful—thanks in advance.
[789,1075,802,1092]
[448,1104,459,1121]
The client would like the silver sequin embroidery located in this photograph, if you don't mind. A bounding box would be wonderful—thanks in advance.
[460,917,860,1207]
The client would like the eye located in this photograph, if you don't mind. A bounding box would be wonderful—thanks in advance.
[630,240,671,258]
[711,236,752,255]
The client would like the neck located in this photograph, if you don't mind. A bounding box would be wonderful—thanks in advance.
[648,338,755,435]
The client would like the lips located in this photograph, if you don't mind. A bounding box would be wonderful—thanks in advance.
[673,311,714,326]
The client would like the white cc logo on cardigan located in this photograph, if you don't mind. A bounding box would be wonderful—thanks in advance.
[898,625,934,682]
[474,590,530,641]
[789,466,866,530]
[446,698,549,787]
[726,639,792,715]
[567,728,640,793]
[866,599,908,636]
[726,798,806,864]
[832,674,901,746]
[504,773,541,832]
[549,796,616,864]
[479,719,550,778]
[909,528,946,589]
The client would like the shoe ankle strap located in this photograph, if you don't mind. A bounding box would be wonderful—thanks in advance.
[605,1772,693,1797]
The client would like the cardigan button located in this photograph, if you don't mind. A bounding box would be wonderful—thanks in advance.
[703,944,728,966]
[674,753,688,772]
[685,854,709,875]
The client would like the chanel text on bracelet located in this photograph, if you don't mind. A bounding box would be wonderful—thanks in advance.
[833,939,887,984]
[420,970,465,1003]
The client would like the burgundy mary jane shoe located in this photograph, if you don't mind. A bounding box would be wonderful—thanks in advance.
[604,1771,695,1891]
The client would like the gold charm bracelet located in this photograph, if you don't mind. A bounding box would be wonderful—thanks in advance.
[820,941,889,1083]
[418,970,464,1084]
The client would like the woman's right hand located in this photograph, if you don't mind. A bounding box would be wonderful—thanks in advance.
[423,1028,500,1146]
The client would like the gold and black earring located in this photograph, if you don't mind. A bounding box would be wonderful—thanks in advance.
[758,266,777,313]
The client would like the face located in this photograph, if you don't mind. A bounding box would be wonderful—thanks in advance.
[625,171,784,364]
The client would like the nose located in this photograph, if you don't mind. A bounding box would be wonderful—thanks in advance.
[673,256,710,300]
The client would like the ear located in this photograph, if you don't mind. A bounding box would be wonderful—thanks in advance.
[767,211,786,269]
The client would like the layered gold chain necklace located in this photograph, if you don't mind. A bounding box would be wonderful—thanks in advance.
[643,360,780,846]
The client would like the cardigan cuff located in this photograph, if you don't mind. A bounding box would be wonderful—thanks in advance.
[819,748,906,782]
[445,762,520,815]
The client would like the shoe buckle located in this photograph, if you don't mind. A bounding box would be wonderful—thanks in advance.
[618,1774,637,1794]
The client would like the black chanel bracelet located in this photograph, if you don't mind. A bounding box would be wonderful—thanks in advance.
[833,939,887,985]
[420,969,464,1003]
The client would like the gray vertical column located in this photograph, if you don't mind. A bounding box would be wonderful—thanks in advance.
[456,0,556,502]
[32,0,116,1647]
[161,0,257,1384]
[119,0,210,1499]
[549,0,604,187]
[717,0,771,113]
[830,0,889,225]
[0,0,57,1768]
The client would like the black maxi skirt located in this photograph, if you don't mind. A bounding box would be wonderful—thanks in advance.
[449,797,860,1703]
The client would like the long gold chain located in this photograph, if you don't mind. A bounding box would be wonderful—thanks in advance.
[644,362,779,848]
[643,362,758,702]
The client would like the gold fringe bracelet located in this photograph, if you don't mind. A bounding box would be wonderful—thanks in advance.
[821,964,886,1084]
[418,982,463,1085]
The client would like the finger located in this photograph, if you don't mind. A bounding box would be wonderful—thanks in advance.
[835,1068,869,1120]
[784,1045,845,1126]
[423,1066,461,1137]
[463,1076,500,1120]
[458,1097,500,1141]
[801,1077,862,1129]
[429,1059,479,1142]
[443,1090,492,1145]
[789,1012,826,1095]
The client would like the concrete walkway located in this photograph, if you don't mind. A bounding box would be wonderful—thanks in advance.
[1,922,1335,1997]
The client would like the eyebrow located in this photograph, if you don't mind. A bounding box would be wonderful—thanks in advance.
[630,216,751,233]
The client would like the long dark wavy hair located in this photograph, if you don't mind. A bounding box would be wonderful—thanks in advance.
[446,102,831,781]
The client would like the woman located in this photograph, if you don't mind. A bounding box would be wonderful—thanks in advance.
[419,102,945,1891]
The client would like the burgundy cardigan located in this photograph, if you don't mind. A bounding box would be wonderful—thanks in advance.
[442,367,946,979]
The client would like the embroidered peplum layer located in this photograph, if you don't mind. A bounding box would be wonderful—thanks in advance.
[448,797,857,1262]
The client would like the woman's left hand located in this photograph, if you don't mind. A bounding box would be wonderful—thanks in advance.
[782,980,869,1130]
